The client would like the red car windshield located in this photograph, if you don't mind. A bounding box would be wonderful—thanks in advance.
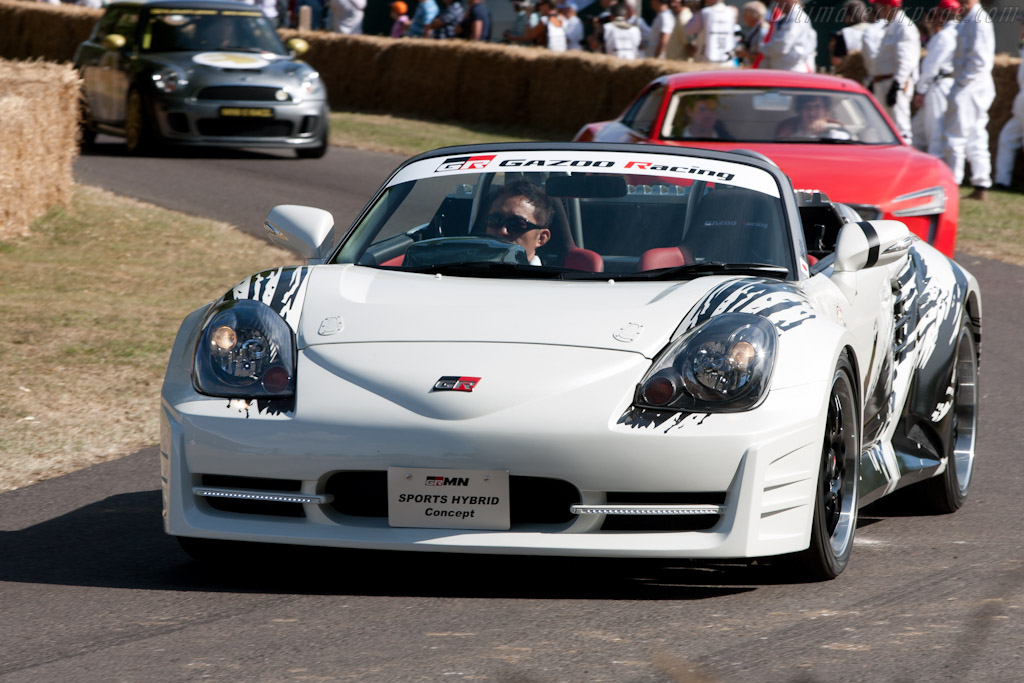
[660,88,900,145]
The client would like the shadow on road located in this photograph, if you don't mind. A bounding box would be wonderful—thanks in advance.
[79,138,304,162]
[0,487,832,599]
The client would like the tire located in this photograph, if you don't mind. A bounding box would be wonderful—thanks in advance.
[295,132,328,159]
[795,354,860,581]
[295,114,329,159]
[124,89,155,155]
[80,123,97,149]
[920,317,979,513]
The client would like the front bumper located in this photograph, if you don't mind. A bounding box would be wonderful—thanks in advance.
[161,343,829,559]
[150,94,327,149]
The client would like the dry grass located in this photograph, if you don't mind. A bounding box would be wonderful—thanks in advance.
[0,185,289,492]
[956,186,1024,266]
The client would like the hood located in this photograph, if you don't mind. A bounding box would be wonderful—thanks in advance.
[295,265,744,358]
[147,50,318,89]
[664,141,948,209]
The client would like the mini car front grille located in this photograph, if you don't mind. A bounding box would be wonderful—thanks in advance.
[196,119,293,137]
[324,472,581,526]
[197,86,288,102]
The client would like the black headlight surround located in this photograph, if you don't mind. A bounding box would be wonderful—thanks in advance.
[635,313,778,413]
[192,299,296,399]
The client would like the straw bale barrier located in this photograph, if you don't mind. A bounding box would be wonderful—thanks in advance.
[0,58,80,240]
[1,0,1022,149]
[0,0,98,64]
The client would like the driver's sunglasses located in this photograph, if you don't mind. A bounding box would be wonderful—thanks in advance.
[486,212,542,234]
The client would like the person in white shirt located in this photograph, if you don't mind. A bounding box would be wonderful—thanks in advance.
[943,0,995,200]
[859,5,888,85]
[735,1,768,67]
[870,0,919,143]
[648,0,677,58]
[330,0,367,33]
[603,3,643,59]
[758,0,816,72]
[829,0,870,69]
[664,0,695,60]
[558,1,584,49]
[685,0,738,65]
[912,0,959,157]
[994,19,1024,189]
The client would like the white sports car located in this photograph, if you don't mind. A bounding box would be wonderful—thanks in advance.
[161,143,981,580]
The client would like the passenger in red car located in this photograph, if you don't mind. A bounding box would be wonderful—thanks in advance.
[678,94,732,139]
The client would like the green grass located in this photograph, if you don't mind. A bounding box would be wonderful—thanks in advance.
[328,110,556,157]
[0,186,289,491]
[956,186,1024,264]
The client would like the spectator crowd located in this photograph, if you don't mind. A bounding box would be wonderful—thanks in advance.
[53,0,1016,196]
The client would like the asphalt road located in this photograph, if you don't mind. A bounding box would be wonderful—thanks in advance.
[1,141,1021,682]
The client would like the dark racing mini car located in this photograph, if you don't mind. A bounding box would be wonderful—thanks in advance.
[74,0,329,158]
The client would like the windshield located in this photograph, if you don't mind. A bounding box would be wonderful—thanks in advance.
[661,88,900,145]
[142,8,286,55]
[333,150,794,280]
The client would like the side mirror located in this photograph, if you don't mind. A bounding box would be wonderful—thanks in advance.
[102,34,126,51]
[834,219,913,272]
[286,38,310,56]
[265,205,334,262]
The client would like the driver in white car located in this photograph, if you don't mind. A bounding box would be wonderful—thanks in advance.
[484,180,553,265]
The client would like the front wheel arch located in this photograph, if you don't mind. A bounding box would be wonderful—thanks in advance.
[790,351,861,581]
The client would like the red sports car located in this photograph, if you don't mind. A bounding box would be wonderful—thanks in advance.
[574,70,959,257]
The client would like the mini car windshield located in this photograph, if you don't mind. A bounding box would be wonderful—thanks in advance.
[661,88,900,145]
[141,8,287,55]
[333,150,794,280]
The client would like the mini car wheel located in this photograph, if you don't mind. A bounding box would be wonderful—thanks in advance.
[295,130,328,159]
[124,89,155,154]
[797,354,860,580]
[921,316,979,513]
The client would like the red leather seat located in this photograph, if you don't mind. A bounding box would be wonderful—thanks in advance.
[639,246,692,271]
[564,247,604,272]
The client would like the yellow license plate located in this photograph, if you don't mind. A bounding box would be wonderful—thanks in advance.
[219,107,274,118]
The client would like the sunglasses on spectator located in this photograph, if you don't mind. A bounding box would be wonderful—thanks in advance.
[486,212,544,234]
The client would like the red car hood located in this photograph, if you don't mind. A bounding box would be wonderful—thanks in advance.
[661,140,951,210]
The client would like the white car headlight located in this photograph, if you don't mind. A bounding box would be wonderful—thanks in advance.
[193,299,296,398]
[636,313,778,413]
[151,66,188,94]
[890,186,947,217]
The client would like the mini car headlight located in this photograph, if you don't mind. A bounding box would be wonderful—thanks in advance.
[636,313,778,413]
[193,299,296,398]
[152,66,188,94]
[299,70,320,97]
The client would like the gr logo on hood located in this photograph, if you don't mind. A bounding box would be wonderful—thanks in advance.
[433,376,481,392]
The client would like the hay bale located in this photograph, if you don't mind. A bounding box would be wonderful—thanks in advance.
[454,42,541,128]
[0,59,80,240]
[0,0,98,62]
[376,38,468,120]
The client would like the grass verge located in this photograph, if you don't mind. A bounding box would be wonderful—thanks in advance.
[0,186,289,492]
[328,110,555,157]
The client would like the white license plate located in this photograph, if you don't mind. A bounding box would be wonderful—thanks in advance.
[387,467,510,530]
